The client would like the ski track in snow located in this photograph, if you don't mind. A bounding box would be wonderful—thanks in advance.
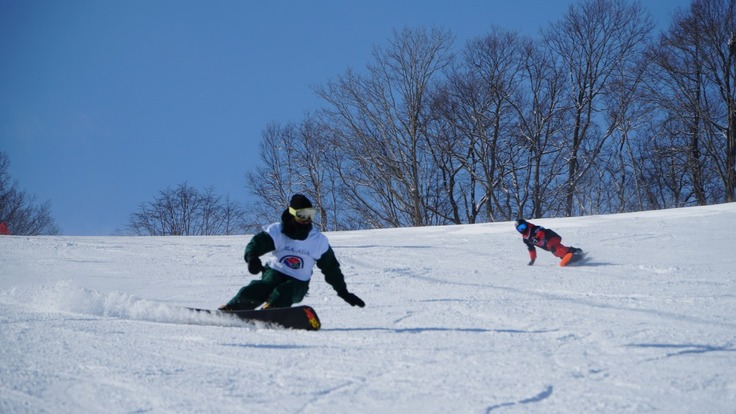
[1,204,736,413]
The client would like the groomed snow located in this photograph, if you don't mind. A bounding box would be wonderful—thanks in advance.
[1,204,735,413]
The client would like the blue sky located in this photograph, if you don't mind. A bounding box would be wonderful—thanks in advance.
[1,0,692,235]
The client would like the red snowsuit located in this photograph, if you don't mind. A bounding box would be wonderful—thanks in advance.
[521,223,572,262]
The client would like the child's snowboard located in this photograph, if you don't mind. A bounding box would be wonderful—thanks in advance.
[560,250,588,266]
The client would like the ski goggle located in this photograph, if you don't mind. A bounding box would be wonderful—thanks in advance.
[289,207,317,223]
[516,223,528,233]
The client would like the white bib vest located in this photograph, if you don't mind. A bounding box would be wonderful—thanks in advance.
[263,222,330,281]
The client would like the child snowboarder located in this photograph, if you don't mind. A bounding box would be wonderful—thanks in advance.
[515,219,583,266]
[220,194,365,311]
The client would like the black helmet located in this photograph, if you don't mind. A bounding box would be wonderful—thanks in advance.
[281,194,315,239]
[287,194,316,223]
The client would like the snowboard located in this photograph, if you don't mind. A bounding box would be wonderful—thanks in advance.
[560,250,588,267]
[188,305,321,331]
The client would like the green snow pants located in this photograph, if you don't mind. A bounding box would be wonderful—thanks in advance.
[226,268,310,309]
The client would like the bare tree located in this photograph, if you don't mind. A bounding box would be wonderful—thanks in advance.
[317,26,455,228]
[245,2,733,225]
[127,182,247,236]
[510,36,571,219]
[292,115,343,230]
[644,0,735,206]
[545,0,654,216]
[0,151,59,235]
[587,42,656,214]
[246,122,303,226]
[430,27,527,223]
[245,116,346,230]
[426,84,476,224]
[686,0,736,202]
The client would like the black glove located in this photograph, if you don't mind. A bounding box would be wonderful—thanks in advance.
[337,291,365,307]
[528,258,535,266]
[246,255,264,274]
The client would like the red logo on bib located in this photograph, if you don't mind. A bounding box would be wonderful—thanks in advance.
[281,256,303,270]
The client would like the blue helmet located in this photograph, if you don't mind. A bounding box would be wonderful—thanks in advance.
[515,219,529,234]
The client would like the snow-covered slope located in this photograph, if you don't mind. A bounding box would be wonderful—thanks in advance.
[2,204,735,413]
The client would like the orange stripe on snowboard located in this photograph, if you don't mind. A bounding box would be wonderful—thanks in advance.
[560,252,574,267]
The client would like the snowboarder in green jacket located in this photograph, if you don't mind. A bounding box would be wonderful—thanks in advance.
[220,194,365,311]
